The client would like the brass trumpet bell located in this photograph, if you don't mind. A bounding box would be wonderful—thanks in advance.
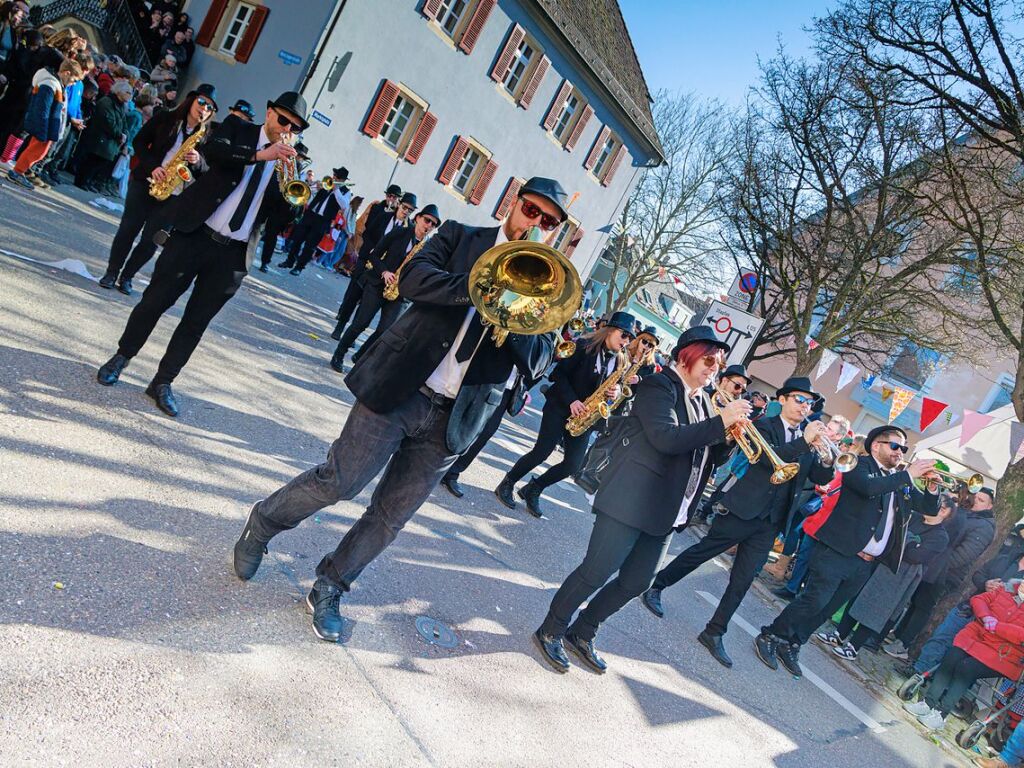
[284,180,311,207]
[711,384,800,484]
[568,316,585,333]
[321,176,334,190]
[914,468,985,494]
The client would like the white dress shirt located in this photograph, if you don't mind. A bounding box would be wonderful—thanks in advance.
[424,225,509,398]
[862,467,896,556]
[205,125,276,241]
[674,369,712,528]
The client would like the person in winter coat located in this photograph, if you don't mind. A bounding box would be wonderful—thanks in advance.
[0,0,28,66]
[0,28,46,149]
[6,58,83,189]
[74,79,131,191]
[905,580,1024,731]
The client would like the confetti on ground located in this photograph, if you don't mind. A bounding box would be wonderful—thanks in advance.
[53,582,64,590]
[308,333,320,341]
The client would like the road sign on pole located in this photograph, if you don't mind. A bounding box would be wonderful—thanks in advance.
[698,299,765,365]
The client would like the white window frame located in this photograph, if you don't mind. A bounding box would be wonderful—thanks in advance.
[980,372,1015,413]
[452,146,483,195]
[502,37,535,96]
[370,84,428,158]
[552,216,579,252]
[219,2,257,56]
[552,91,581,142]
[380,94,417,151]
[592,134,618,179]
[435,0,470,39]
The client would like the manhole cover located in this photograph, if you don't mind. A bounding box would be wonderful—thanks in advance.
[415,616,458,648]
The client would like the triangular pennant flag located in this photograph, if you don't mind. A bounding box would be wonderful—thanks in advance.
[861,374,876,391]
[816,348,839,379]
[960,409,995,447]
[920,397,949,432]
[806,336,819,350]
[1009,422,1024,465]
[836,362,861,392]
[881,384,894,401]
[889,387,915,422]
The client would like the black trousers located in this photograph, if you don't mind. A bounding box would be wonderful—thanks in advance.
[284,212,329,270]
[74,152,113,188]
[652,510,778,636]
[895,579,946,646]
[335,272,364,324]
[506,401,590,489]
[353,299,410,363]
[924,647,999,716]
[540,511,673,640]
[106,178,170,280]
[765,542,875,645]
[259,218,287,268]
[117,228,247,385]
[332,276,402,361]
[446,387,515,477]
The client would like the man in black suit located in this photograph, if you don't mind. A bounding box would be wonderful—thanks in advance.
[755,425,937,677]
[328,203,441,370]
[642,376,833,668]
[95,91,309,417]
[256,141,308,273]
[232,177,568,643]
[278,166,352,275]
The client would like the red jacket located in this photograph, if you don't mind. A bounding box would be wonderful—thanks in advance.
[954,588,1024,680]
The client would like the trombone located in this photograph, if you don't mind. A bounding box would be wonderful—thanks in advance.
[813,435,858,473]
[922,468,984,494]
[711,384,800,484]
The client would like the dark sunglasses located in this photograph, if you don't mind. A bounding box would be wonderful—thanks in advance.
[422,217,440,228]
[272,110,302,131]
[195,97,214,112]
[702,354,723,369]
[518,198,562,231]
[399,203,415,213]
[639,339,655,348]
[789,394,815,405]
[728,379,747,391]
[887,441,910,453]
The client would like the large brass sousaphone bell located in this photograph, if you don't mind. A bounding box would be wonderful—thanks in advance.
[468,227,582,347]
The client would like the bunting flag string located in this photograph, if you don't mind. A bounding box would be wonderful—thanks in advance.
[806,336,819,350]
[960,410,995,447]
[816,348,839,379]
[881,384,894,401]
[919,397,949,432]
[889,387,915,422]
[836,362,861,392]
[861,374,876,391]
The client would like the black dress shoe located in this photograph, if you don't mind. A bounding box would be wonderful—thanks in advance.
[330,321,344,341]
[146,382,179,417]
[495,476,517,509]
[99,272,117,289]
[328,356,345,373]
[258,264,269,273]
[517,477,544,518]
[533,629,570,673]
[771,586,795,601]
[642,588,665,618]
[97,353,129,385]
[565,631,607,673]
[276,260,293,268]
[777,641,803,678]
[698,630,733,668]
[754,631,779,671]
[441,473,464,498]
[306,577,344,643]
[233,503,268,580]
[117,277,133,295]
[289,267,302,276]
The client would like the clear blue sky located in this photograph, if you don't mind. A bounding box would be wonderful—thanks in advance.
[617,0,833,104]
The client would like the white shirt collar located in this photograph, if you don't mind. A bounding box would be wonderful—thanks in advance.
[258,125,272,150]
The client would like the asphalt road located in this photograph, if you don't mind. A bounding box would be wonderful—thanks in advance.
[0,178,967,767]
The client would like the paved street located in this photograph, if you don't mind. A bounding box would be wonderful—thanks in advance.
[0,181,966,767]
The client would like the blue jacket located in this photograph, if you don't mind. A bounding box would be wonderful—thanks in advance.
[65,80,83,121]
[23,69,63,142]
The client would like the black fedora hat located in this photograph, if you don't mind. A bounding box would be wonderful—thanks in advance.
[777,376,820,401]
[332,167,350,182]
[385,183,402,197]
[416,203,440,223]
[605,311,637,337]
[721,363,751,384]
[865,424,908,454]
[671,325,730,358]
[520,176,570,222]
[229,98,253,118]
[266,91,309,131]
[400,191,418,208]
[637,325,660,343]
[191,82,218,111]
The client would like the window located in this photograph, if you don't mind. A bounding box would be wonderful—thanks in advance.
[945,248,981,293]
[553,93,579,140]
[503,39,534,94]
[453,146,482,195]
[584,126,627,185]
[422,0,495,53]
[220,2,255,55]
[438,135,497,204]
[361,80,437,164]
[883,340,942,392]
[592,134,616,177]
[493,177,524,220]
[196,0,268,63]
[437,0,468,37]
[544,81,594,150]
[380,95,416,150]
[552,218,579,252]
[982,374,1014,413]
[490,24,550,107]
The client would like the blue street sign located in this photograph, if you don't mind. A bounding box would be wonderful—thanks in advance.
[278,50,301,66]
[311,110,331,127]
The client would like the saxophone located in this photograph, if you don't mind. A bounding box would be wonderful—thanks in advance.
[382,237,427,301]
[608,353,650,412]
[148,123,206,200]
[565,353,628,437]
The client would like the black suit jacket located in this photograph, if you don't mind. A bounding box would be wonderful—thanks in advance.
[363,226,418,288]
[719,416,833,532]
[305,186,342,222]
[812,456,939,570]
[345,221,555,453]
[545,342,617,416]
[129,109,209,183]
[594,371,730,536]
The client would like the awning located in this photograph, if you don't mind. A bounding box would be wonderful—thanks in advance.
[913,404,1019,487]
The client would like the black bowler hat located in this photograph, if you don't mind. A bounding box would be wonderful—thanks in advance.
[671,325,730,358]
[332,167,350,182]
[721,363,751,384]
[865,424,908,454]
[400,191,418,208]
[605,311,637,337]
[190,82,218,111]
[637,325,659,343]
[776,376,820,400]
[266,91,309,131]
[416,203,440,223]
[385,183,402,197]
[520,176,570,222]
[229,98,253,118]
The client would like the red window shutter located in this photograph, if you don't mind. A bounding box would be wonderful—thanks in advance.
[361,80,400,137]
[565,103,593,150]
[490,24,525,83]
[564,226,584,258]
[493,177,523,219]
[518,55,549,108]
[438,136,469,184]
[584,125,610,170]
[601,145,627,186]
[404,111,437,164]
[544,80,572,131]
[469,159,497,205]
[196,0,229,47]
[234,6,268,63]
[458,0,496,54]
[421,0,443,20]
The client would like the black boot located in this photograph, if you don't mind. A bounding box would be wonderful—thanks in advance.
[329,354,345,373]
[441,472,464,498]
[146,382,180,417]
[99,271,117,289]
[565,631,607,673]
[533,629,570,673]
[276,260,293,268]
[517,477,544,518]
[754,631,779,671]
[698,630,733,668]
[117,276,133,295]
[306,577,344,642]
[233,503,269,580]
[97,353,129,386]
[495,475,517,509]
[330,319,345,341]
[777,641,803,678]
[642,587,665,618]
[289,267,302,276]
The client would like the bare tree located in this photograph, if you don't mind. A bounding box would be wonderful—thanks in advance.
[599,91,730,314]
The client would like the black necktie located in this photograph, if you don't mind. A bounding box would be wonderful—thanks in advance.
[229,157,267,232]
[455,315,487,362]
[787,427,799,442]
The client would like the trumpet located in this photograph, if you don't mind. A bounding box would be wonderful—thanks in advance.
[921,468,984,494]
[711,384,800,484]
[813,435,858,473]
[321,176,334,190]
[275,136,310,207]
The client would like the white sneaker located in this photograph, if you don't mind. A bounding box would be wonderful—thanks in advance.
[917,708,946,730]
[903,699,932,717]
[884,640,910,659]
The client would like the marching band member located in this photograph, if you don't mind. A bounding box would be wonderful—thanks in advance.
[494,311,637,518]
[278,166,352,275]
[95,91,308,417]
[257,141,308,273]
[232,177,566,643]
[642,376,833,668]
[715,363,752,399]
[754,425,938,678]
[533,326,746,673]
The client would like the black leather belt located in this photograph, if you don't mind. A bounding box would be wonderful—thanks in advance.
[419,385,455,409]
[201,224,244,246]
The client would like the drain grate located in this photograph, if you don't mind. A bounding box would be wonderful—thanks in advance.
[415,616,459,648]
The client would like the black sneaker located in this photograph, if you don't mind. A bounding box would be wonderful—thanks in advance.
[306,577,344,643]
[258,264,269,273]
[642,588,665,618]
[97,353,129,385]
[777,641,803,678]
[232,503,268,581]
[532,629,570,673]
[565,631,607,673]
[754,631,779,671]
[99,272,117,289]
[117,277,133,295]
[517,477,544,518]
[495,476,517,509]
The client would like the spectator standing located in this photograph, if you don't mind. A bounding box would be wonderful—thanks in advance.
[159,30,188,70]
[74,79,130,191]
[0,29,46,152]
[149,52,177,96]
[0,0,28,66]
[36,51,92,185]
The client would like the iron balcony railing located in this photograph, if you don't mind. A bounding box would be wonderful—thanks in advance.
[30,0,152,72]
